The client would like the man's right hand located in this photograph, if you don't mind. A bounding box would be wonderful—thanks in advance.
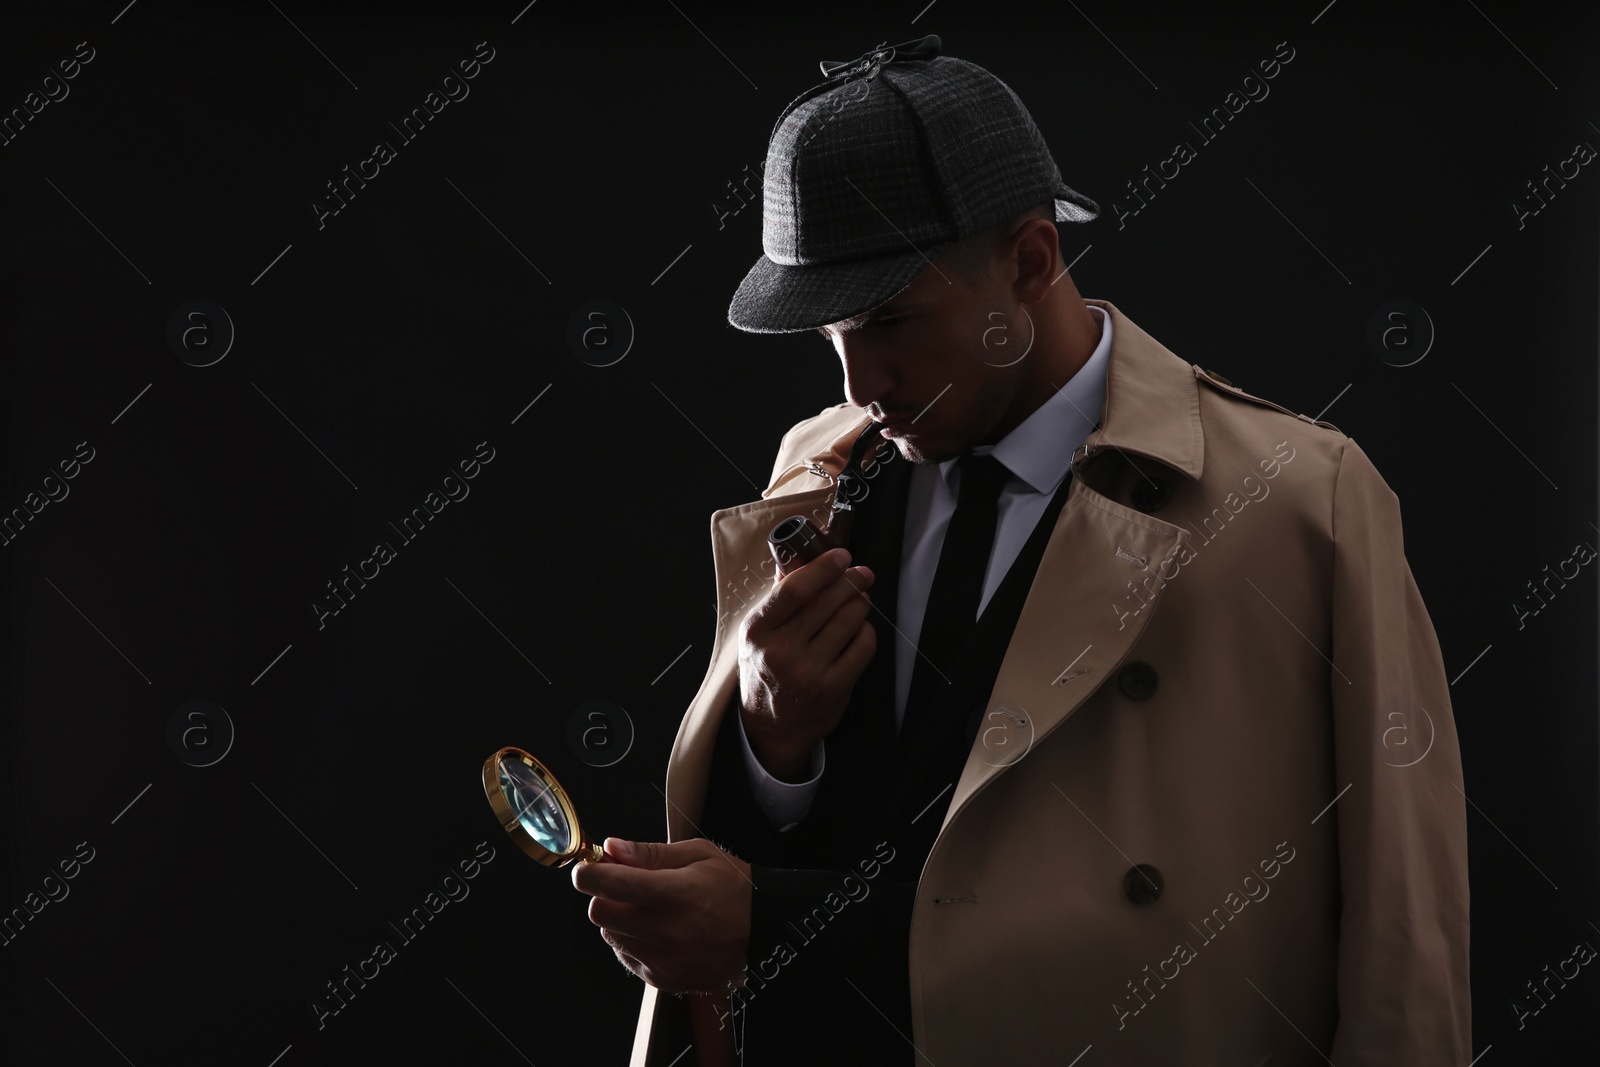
[737,547,876,782]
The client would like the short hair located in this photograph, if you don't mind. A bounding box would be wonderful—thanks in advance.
[943,201,1056,289]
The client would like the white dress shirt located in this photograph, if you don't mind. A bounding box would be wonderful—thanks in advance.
[737,303,1113,830]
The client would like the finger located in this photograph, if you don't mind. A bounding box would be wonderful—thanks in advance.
[807,583,876,664]
[762,564,873,660]
[573,840,693,897]
[748,548,853,631]
[605,837,710,871]
[576,844,720,902]
[577,856,696,905]
[602,929,702,995]
[821,618,877,693]
[589,896,659,942]
[600,928,649,980]
[602,926,654,961]
[784,565,875,647]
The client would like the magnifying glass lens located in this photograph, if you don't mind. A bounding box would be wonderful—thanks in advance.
[483,746,602,867]
[502,764,579,857]
[498,760,572,854]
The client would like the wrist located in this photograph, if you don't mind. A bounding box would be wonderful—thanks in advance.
[739,707,813,782]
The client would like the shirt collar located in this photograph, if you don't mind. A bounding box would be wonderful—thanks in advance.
[938,303,1112,495]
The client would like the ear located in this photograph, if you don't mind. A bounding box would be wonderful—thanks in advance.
[1009,217,1059,305]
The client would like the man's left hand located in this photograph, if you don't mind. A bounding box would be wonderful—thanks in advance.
[571,837,753,994]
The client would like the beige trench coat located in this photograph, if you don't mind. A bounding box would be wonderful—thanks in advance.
[630,298,1471,1065]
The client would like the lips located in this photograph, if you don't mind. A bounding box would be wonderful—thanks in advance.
[877,413,917,437]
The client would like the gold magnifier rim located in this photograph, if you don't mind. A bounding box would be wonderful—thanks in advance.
[482,746,602,868]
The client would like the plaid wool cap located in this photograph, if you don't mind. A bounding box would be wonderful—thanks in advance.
[727,34,1098,335]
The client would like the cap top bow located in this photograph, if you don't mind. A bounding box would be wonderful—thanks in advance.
[818,33,941,81]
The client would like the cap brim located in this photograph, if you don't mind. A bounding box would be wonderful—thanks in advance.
[1055,184,1099,224]
[728,242,947,335]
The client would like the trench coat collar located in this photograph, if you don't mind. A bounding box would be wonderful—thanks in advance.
[1078,298,1205,481]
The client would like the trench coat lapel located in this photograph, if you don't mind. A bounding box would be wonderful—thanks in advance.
[666,482,837,841]
[938,298,1208,828]
[937,473,1191,827]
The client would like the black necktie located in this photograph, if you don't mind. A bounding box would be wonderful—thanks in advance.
[904,451,1013,730]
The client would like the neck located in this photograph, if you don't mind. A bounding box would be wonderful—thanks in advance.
[979,299,1100,444]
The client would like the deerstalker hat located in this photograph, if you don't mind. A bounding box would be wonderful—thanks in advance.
[728,34,1098,334]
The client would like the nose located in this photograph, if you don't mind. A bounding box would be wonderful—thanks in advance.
[836,336,896,414]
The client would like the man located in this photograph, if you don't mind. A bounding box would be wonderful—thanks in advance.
[572,35,1471,1065]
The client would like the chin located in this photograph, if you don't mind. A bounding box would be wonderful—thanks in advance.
[893,437,957,466]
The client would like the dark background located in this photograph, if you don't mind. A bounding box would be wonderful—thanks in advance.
[2,0,1596,1063]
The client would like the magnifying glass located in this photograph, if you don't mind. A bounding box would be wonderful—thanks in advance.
[481,746,604,867]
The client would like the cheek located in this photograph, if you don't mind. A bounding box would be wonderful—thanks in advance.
[961,368,1011,421]
[914,340,975,405]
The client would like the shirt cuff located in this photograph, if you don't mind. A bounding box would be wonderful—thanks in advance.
[735,710,825,832]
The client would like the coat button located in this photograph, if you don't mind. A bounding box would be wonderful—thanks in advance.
[1117,660,1159,701]
[1124,864,1164,905]
[1129,475,1171,512]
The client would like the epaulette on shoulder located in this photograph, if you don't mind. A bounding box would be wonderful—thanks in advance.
[1192,365,1342,434]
